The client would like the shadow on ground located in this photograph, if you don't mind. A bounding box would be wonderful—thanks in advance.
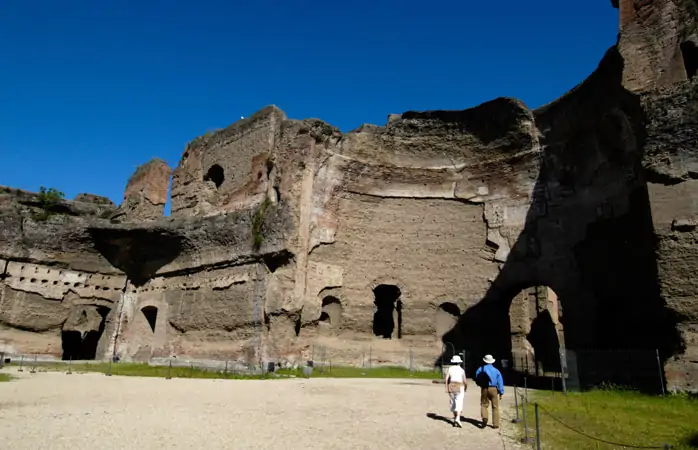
[426,413,482,429]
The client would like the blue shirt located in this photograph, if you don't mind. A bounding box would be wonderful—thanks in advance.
[475,364,504,395]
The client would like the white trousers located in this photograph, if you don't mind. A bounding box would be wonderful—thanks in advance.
[449,389,465,412]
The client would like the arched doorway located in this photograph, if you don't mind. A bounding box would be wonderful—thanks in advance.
[319,296,343,328]
[509,285,564,377]
[681,40,698,80]
[372,284,402,339]
[61,305,111,360]
[141,306,158,333]
[435,302,460,339]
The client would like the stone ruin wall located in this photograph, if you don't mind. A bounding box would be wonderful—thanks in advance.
[0,0,697,391]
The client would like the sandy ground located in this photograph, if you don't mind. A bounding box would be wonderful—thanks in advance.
[0,367,523,450]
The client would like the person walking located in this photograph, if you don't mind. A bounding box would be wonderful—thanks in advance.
[474,354,504,429]
[444,355,467,427]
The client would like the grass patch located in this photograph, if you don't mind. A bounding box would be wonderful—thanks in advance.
[277,365,441,379]
[520,388,698,449]
[8,361,267,380]
[0,373,13,382]
[7,361,441,381]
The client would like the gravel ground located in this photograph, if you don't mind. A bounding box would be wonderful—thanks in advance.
[0,367,522,449]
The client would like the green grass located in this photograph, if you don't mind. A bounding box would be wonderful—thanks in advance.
[276,365,441,379]
[519,388,698,449]
[6,361,441,381]
[0,373,13,382]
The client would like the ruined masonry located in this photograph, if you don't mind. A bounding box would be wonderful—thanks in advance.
[1,0,697,392]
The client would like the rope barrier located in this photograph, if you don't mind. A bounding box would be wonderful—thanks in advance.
[537,404,671,449]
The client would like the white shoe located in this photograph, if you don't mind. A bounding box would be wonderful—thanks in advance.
[454,419,462,428]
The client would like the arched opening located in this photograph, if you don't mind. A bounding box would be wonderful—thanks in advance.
[141,306,158,332]
[527,309,562,375]
[372,284,402,339]
[509,285,564,378]
[61,306,110,360]
[681,41,698,80]
[435,302,461,338]
[203,164,224,188]
[319,296,343,328]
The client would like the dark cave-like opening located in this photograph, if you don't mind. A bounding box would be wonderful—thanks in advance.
[372,284,402,339]
[61,306,110,360]
[527,309,562,375]
[142,306,158,332]
[681,41,698,80]
[203,164,225,188]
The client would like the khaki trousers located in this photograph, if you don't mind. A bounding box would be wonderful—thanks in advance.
[480,387,500,427]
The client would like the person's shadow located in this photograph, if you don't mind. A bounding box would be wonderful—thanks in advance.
[426,413,482,428]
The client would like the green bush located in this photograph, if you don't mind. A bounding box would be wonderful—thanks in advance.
[31,186,65,221]
[251,196,273,250]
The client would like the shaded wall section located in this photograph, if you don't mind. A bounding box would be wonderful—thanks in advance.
[442,47,683,389]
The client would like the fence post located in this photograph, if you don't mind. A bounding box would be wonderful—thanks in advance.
[30,355,37,374]
[66,356,72,375]
[224,360,228,376]
[535,403,541,450]
[409,348,414,373]
[655,349,666,395]
[524,376,528,403]
[166,359,172,380]
[106,357,112,376]
[521,392,533,444]
[511,385,521,423]
[18,355,24,372]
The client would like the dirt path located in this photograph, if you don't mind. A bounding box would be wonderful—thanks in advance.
[0,368,522,449]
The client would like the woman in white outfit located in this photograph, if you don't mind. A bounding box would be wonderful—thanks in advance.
[444,355,467,427]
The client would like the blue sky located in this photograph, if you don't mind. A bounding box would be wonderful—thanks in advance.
[0,0,618,212]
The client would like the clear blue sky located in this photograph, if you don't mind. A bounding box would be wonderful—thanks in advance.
[0,0,618,212]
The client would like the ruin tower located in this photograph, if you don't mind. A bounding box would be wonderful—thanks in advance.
[613,0,698,92]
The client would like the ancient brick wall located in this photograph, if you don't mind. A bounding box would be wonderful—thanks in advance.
[170,106,286,217]
[112,158,172,222]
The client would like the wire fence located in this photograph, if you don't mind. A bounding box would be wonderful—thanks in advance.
[511,386,673,449]
[0,345,446,380]
[504,348,666,395]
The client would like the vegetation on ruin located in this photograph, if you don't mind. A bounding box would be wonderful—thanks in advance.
[519,388,698,449]
[187,128,220,149]
[31,186,65,221]
[251,195,273,250]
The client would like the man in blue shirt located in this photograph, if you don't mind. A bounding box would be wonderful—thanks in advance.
[474,354,504,429]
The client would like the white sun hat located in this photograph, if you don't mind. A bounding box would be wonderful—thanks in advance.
[483,354,495,364]
[450,355,463,364]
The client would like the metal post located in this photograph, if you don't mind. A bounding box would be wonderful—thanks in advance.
[409,348,414,373]
[224,360,228,376]
[18,355,24,372]
[535,403,541,450]
[106,357,112,376]
[655,349,666,395]
[166,360,172,380]
[66,356,72,375]
[521,393,533,444]
[30,355,37,374]
[511,386,521,423]
[524,376,528,403]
